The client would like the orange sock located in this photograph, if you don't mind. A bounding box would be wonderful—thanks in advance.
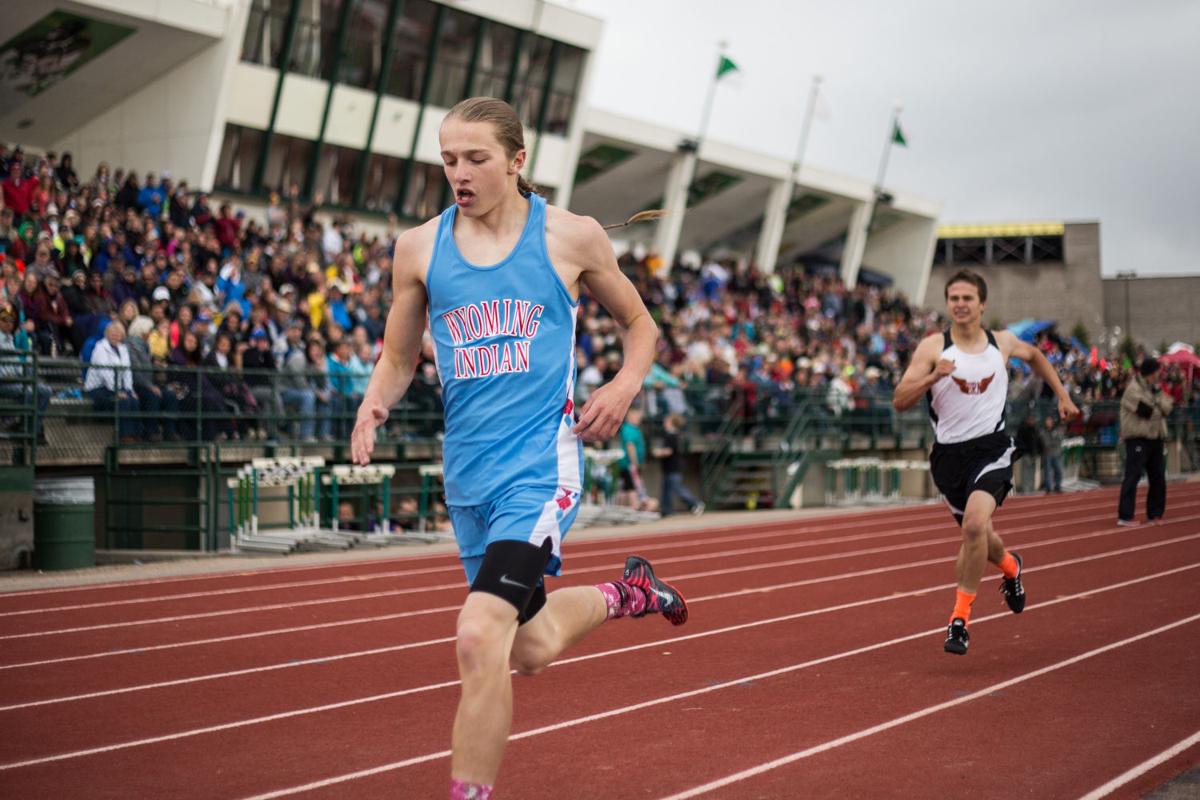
[997,552,1019,579]
[950,589,976,624]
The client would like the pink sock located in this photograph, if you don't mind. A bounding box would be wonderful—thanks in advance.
[450,779,492,799]
[597,581,646,620]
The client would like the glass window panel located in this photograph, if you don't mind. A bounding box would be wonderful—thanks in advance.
[338,0,389,89]
[240,0,292,67]
[386,0,437,100]
[402,162,447,220]
[512,36,552,127]
[263,133,315,196]
[544,45,584,134]
[362,153,405,212]
[214,125,264,193]
[289,0,346,78]
[313,144,361,207]
[427,10,480,109]
[473,23,516,100]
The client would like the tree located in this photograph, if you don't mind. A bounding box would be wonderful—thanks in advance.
[1071,322,1090,349]
[1119,334,1137,363]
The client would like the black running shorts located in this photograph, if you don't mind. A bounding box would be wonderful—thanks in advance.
[930,431,1017,526]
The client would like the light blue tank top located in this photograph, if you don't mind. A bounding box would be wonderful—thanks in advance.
[426,193,582,506]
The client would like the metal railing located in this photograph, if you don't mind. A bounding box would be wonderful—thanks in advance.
[5,351,1196,459]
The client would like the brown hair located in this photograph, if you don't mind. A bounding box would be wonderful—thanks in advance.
[444,97,539,197]
[943,269,987,302]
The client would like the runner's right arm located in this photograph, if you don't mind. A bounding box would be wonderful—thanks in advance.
[351,225,433,464]
[892,334,954,412]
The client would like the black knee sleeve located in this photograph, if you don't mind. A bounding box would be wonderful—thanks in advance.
[470,539,552,624]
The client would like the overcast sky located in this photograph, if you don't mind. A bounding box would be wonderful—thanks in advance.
[568,0,1200,277]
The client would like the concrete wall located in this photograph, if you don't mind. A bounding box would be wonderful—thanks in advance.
[923,222,1104,337]
[52,1,250,191]
[1103,275,1200,349]
[861,215,940,305]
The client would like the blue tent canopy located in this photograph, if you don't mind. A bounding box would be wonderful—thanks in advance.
[1007,318,1055,343]
[1005,319,1057,374]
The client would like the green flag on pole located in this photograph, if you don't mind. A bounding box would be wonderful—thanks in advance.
[716,55,739,79]
[892,120,907,147]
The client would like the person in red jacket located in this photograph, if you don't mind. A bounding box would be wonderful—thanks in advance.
[214,203,241,255]
[2,161,36,218]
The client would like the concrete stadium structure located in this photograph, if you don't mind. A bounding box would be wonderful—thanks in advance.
[0,0,941,299]
[926,221,1200,349]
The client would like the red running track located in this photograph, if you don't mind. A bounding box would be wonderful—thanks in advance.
[1,485,1197,799]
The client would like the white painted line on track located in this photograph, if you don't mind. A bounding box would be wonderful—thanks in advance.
[4,496,1003,599]
[5,532,1195,711]
[0,608,460,672]
[3,554,1196,773]
[1076,730,1200,800]
[0,484,1151,605]
[236,582,1200,800]
[656,618,1200,799]
[3,489,1115,616]
[3,507,1198,644]
[5,532,1197,710]
[7,522,1197,674]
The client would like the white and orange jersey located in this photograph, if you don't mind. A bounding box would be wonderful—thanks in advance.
[927,329,1009,444]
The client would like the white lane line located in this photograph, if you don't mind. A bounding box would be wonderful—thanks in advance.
[2,494,1072,616]
[237,586,1200,800]
[1076,730,1200,800]
[0,486,1138,610]
[5,532,1197,710]
[4,507,1198,644]
[0,512,906,602]
[0,499,974,599]
[3,555,1196,773]
[0,585,467,641]
[9,521,1195,673]
[656,617,1200,800]
[0,609,458,672]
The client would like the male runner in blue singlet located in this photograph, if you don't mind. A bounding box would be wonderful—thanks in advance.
[893,270,1078,655]
[351,97,687,799]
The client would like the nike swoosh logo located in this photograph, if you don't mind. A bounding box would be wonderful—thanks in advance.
[499,574,530,590]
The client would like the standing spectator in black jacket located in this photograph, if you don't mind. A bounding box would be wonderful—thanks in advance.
[1118,357,1174,525]
[1014,413,1042,494]
[653,413,704,516]
[242,328,280,439]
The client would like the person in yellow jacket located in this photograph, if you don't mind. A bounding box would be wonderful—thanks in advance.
[1118,356,1173,525]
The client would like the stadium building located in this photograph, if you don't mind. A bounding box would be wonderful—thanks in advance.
[0,0,940,298]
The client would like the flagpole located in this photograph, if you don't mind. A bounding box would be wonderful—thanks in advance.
[654,42,731,272]
[695,41,728,148]
[790,74,822,184]
[874,102,902,197]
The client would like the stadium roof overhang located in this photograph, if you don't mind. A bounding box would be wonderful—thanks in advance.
[572,108,940,265]
[0,0,227,148]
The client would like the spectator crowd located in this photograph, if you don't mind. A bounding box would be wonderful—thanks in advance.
[1,142,1196,452]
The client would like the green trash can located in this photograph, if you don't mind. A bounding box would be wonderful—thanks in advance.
[34,477,96,571]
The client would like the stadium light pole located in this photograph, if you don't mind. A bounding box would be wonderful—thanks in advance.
[1116,270,1137,341]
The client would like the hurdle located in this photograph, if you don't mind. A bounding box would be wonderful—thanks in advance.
[227,456,325,553]
[825,457,929,507]
[321,464,418,545]
[1060,436,1098,491]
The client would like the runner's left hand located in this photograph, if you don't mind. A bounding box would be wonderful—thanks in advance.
[1059,396,1080,421]
[572,381,636,443]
